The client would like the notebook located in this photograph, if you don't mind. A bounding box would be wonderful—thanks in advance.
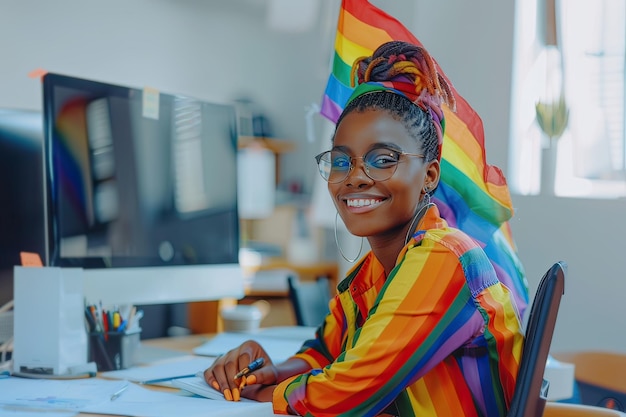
[172,376,256,402]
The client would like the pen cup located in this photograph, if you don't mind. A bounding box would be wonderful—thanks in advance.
[88,329,141,372]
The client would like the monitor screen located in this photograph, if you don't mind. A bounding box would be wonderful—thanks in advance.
[42,73,244,306]
[0,109,45,302]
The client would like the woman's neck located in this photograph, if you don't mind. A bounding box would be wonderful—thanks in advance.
[367,207,431,275]
[367,236,406,276]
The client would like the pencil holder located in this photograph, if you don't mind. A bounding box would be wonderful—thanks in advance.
[88,329,141,371]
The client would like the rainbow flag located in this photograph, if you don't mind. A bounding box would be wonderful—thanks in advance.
[320,0,529,311]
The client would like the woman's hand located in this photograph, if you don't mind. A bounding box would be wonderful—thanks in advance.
[238,381,277,402]
[201,340,278,402]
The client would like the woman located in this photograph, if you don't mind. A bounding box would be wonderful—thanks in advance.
[203,40,524,417]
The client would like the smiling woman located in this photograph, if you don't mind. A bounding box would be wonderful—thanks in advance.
[201,40,525,417]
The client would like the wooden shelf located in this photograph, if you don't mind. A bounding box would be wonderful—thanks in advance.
[238,136,296,154]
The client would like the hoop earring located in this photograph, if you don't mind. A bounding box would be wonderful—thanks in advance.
[335,212,364,263]
[404,192,433,245]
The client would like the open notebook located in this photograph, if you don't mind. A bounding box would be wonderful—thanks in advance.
[172,376,255,402]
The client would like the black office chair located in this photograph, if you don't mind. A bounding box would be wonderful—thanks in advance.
[508,261,567,417]
[287,275,332,327]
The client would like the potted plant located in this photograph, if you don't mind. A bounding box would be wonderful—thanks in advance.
[535,93,569,194]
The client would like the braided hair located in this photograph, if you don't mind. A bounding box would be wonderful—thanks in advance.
[334,41,456,163]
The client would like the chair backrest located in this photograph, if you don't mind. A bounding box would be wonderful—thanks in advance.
[508,261,567,417]
[287,275,331,327]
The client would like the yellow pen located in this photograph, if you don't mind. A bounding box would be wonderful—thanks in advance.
[112,311,121,330]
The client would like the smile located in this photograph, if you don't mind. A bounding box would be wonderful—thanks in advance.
[346,198,383,208]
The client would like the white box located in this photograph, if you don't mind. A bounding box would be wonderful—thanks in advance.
[544,356,576,401]
[13,266,87,375]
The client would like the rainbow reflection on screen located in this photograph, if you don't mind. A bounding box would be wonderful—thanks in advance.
[53,97,94,232]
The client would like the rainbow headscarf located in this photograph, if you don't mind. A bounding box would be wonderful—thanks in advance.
[320,0,529,312]
[346,77,447,159]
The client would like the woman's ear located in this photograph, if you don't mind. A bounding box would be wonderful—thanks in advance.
[424,159,440,191]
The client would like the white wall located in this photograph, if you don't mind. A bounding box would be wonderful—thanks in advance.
[510,196,626,353]
[0,0,330,192]
[407,0,626,354]
[2,0,624,353]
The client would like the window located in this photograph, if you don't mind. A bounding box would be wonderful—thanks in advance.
[510,0,626,198]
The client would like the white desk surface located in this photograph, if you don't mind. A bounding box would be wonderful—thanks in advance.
[3,331,576,416]
[4,333,280,417]
[86,333,279,416]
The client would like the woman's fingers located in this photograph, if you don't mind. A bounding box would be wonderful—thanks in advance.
[222,350,250,393]
[245,374,257,385]
[202,367,221,391]
[202,341,276,401]
[203,352,248,400]
[242,364,277,387]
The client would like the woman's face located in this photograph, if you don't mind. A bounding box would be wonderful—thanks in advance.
[330,109,439,239]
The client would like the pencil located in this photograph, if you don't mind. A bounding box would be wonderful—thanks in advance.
[110,383,129,401]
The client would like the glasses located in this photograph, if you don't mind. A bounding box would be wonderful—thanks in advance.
[315,147,424,183]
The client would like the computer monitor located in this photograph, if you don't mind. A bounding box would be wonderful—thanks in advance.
[42,73,244,307]
[0,109,44,269]
[0,109,45,306]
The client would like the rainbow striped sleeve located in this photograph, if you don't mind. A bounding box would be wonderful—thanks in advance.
[319,0,528,313]
[275,220,523,416]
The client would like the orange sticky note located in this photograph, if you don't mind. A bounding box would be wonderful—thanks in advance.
[28,68,48,80]
[20,252,43,267]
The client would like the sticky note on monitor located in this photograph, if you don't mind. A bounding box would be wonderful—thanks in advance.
[20,252,43,267]
[142,86,160,120]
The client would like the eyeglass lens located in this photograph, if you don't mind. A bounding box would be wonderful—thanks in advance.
[316,148,403,183]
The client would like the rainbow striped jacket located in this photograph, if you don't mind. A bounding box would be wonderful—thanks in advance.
[273,206,524,417]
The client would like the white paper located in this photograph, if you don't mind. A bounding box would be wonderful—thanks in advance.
[0,378,128,412]
[0,378,277,417]
[100,355,216,384]
[83,382,276,417]
[193,331,309,363]
[0,407,77,417]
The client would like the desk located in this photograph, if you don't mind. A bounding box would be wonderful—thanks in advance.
[75,333,276,416]
[77,334,203,416]
[188,259,338,333]
[6,333,576,416]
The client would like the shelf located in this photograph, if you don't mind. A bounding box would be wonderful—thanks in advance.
[238,136,296,154]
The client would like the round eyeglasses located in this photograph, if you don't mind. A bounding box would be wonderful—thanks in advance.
[314,148,424,183]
